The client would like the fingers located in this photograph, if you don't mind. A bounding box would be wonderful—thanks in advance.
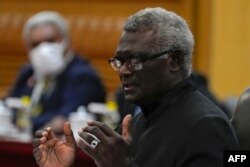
[32,128,53,166]
[32,138,40,149]
[33,128,51,148]
[77,132,95,148]
[34,129,44,138]
[77,120,132,167]
[122,114,132,142]
[87,121,115,137]
[33,130,43,148]
[44,127,57,140]
[77,138,95,158]
[33,146,43,164]
[63,122,76,147]
[81,124,109,142]
[33,144,48,166]
[77,122,109,158]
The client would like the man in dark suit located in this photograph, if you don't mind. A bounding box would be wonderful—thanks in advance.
[32,7,238,167]
[8,11,106,134]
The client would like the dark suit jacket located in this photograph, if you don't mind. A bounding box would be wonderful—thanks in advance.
[9,54,106,132]
[129,77,238,167]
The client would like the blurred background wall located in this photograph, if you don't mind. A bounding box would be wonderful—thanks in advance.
[0,0,249,101]
[209,0,250,99]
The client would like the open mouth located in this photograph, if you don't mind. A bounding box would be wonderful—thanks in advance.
[123,83,136,91]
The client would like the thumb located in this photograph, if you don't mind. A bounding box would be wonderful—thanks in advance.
[63,122,76,146]
[122,114,132,142]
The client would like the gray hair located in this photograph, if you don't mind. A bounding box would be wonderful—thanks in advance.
[23,11,69,42]
[124,7,194,76]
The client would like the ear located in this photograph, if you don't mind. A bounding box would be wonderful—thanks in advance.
[169,53,182,72]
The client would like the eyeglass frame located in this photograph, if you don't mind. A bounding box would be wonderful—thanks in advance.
[108,50,171,72]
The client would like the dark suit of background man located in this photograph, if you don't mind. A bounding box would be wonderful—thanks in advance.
[33,7,238,167]
[8,11,106,134]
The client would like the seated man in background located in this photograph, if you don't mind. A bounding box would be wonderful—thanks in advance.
[192,71,232,118]
[8,11,106,134]
[33,7,238,167]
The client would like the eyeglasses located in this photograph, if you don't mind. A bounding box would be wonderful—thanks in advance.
[108,50,170,72]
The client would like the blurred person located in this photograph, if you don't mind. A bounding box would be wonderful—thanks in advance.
[33,7,238,167]
[231,88,250,150]
[192,71,232,118]
[8,11,106,134]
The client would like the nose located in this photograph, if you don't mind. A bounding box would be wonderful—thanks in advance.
[119,63,132,77]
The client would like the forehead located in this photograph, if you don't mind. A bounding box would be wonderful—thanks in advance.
[115,30,155,57]
[27,24,62,44]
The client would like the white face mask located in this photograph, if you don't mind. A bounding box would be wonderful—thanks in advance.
[29,42,66,78]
